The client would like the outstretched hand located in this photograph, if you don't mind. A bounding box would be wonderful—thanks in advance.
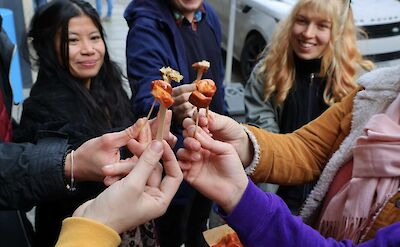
[171,83,197,125]
[177,124,248,213]
[73,140,183,234]
[182,110,253,167]
[65,117,150,182]
[77,110,176,185]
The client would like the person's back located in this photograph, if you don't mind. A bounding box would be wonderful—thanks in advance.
[124,0,227,246]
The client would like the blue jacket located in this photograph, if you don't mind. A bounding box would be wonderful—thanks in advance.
[124,0,227,149]
[218,180,400,247]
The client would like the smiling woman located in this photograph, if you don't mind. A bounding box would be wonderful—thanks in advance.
[12,0,148,246]
[244,0,374,215]
[62,15,105,88]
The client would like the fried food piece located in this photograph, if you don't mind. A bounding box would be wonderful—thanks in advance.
[160,66,183,83]
[212,232,243,247]
[196,79,216,97]
[151,81,174,108]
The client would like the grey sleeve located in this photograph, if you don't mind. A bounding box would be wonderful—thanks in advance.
[244,60,280,133]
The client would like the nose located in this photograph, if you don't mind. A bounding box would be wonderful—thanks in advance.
[302,24,316,38]
[80,41,95,55]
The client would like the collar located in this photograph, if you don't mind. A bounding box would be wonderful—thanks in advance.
[293,52,322,75]
[172,4,205,31]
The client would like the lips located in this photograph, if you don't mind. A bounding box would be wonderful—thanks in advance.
[79,60,97,66]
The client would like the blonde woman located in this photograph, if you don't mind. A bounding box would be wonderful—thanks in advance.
[244,0,374,214]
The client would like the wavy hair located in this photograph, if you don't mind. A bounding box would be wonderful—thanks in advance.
[259,0,374,105]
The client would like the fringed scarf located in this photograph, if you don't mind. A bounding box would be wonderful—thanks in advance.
[318,93,400,243]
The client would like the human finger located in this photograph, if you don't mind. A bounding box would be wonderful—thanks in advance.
[176,146,201,162]
[186,124,232,155]
[173,102,195,116]
[159,141,183,199]
[123,117,148,141]
[182,136,202,152]
[137,118,152,144]
[126,139,148,157]
[146,162,163,188]
[149,110,173,140]
[103,175,122,186]
[102,156,138,178]
[173,92,192,106]
[165,132,178,149]
[125,141,163,188]
[171,83,196,97]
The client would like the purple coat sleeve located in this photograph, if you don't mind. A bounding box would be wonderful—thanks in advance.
[217,180,400,247]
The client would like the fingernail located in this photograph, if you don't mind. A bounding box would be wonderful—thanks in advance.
[150,141,163,153]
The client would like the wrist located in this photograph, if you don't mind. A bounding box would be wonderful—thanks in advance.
[220,179,248,214]
[238,125,254,167]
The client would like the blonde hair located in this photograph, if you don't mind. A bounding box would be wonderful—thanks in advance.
[259,0,374,105]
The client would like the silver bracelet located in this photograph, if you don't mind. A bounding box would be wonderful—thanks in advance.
[67,150,77,192]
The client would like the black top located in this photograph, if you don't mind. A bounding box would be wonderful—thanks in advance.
[279,55,328,133]
[14,70,135,246]
[277,54,329,215]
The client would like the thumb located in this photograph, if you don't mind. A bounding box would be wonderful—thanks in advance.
[125,140,164,188]
[101,118,148,148]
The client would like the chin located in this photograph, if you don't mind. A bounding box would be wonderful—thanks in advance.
[295,52,319,60]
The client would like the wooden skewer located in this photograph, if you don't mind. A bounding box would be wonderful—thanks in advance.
[193,107,199,138]
[196,71,203,81]
[147,100,156,119]
[156,104,167,141]
[137,100,156,134]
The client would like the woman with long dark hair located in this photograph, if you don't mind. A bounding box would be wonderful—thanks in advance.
[15,0,156,246]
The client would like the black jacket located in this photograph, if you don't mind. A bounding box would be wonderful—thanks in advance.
[14,60,135,246]
[0,16,71,247]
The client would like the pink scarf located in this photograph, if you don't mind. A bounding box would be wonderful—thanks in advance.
[318,93,400,243]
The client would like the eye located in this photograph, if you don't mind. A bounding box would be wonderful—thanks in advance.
[318,23,331,30]
[295,16,309,26]
[91,35,102,41]
[296,18,307,24]
[68,37,78,44]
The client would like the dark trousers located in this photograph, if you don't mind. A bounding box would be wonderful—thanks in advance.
[155,187,211,247]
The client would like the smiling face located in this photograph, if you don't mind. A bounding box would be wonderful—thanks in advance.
[56,15,105,88]
[290,8,331,60]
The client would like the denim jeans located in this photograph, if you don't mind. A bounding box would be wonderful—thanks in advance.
[96,0,113,17]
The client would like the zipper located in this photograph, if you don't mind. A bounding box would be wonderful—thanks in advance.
[307,73,315,121]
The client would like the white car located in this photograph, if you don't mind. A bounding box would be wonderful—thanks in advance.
[208,0,400,80]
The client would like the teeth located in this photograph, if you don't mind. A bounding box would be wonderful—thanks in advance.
[299,40,314,48]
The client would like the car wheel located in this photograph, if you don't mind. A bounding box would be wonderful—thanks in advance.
[240,33,266,81]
